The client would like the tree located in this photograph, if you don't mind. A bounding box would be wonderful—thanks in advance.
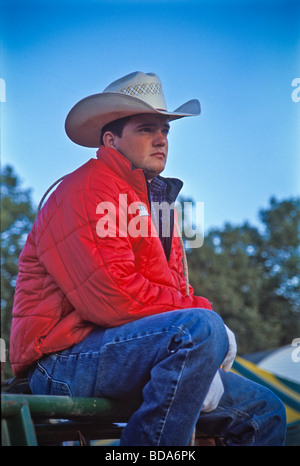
[258,197,299,310]
[184,197,300,354]
[1,165,35,378]
[256,197,300,348]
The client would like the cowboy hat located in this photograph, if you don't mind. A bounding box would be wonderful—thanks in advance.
[65,71,201,147]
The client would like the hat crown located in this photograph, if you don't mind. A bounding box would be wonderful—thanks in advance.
[103,71,168,111]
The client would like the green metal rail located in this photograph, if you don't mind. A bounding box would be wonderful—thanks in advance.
[2,395,38,446]
[1,393,140,446]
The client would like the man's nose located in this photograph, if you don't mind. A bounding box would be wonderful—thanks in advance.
[153,130,167,146]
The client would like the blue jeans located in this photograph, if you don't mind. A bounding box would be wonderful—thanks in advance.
[28,308,286,446]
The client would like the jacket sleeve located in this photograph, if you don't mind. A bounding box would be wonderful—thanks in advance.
[36,186,212,327]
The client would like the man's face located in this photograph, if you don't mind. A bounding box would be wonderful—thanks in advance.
[110,114,170,180]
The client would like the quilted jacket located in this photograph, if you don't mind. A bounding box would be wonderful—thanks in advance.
[10,147,212,377]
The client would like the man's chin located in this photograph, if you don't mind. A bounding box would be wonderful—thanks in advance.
[143,168,165,181]
[143,161,166,181]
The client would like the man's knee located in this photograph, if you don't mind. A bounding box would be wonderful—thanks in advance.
[168,308,228,356]
[175,308,226,338]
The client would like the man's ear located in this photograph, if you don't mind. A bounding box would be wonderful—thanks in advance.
[102,131,116,148]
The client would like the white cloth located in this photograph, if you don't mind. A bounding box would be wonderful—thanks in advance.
[202,370,224,412]
[202,324,237,413]
[222,325,237,372]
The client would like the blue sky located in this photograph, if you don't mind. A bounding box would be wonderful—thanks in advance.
[1,0,299,232]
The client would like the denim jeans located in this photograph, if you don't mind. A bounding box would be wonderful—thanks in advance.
[28,308,286,446]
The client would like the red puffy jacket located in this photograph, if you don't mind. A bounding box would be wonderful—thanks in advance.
[10,147,212,377]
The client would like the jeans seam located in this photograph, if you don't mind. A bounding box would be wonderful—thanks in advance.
[105,329,174,346]
[156,340,192,445]
[156,352,189,445]
[53,352,69,358]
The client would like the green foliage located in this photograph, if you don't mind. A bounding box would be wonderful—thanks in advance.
[1,165,35,378]
[184,197,300,354]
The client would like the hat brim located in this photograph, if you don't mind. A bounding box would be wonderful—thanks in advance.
[65,92,201,148]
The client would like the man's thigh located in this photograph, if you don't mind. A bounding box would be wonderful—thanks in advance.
[83,307,224,399]
[29,307,225,400]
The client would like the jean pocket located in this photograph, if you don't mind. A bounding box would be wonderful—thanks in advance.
[28,363,50,394]
[29,361,72,396]
[50,378,72,396]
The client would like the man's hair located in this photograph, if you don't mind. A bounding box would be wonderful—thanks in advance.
[100,115,133,146]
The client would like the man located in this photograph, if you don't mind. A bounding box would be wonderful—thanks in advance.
[10,72,286,446]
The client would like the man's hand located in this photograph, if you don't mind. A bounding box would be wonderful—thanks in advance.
[202,370,224,412]
[222,325,237,372]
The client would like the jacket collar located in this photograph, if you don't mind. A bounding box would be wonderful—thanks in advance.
[96,146,183,204]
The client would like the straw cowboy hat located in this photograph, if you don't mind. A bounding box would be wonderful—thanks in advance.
[65,71,201,147]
